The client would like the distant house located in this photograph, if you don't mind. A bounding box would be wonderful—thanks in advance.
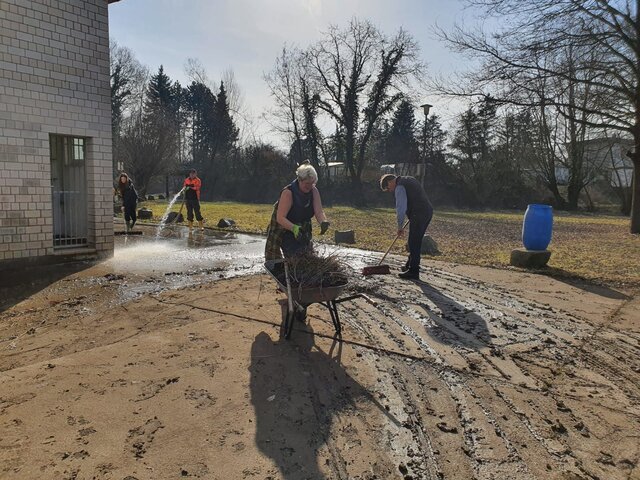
[326,162,346,178]
[380,163,425,178]
[556,136,634,187]
[0,0,120,267]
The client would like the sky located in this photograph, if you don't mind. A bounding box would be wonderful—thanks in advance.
[108,0,480,147]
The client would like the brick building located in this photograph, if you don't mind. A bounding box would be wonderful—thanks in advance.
[0,0,119,267]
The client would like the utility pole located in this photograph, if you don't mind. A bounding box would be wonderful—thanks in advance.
[420,103,432,188]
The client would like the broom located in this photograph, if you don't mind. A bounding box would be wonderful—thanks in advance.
[362,220,409,276]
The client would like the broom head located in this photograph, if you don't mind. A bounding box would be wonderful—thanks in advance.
[362,264,391,276]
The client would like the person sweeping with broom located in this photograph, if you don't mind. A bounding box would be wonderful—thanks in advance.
[380,174,433,280]
[183,169,204,231]
[265,162,330,260]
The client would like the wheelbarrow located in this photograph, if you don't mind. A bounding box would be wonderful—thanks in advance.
[264,259,360,339]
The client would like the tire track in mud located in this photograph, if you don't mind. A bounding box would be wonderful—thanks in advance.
[344,296,537,479]
[338,269,640,480]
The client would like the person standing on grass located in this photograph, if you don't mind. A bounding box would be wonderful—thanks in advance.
[116,172,138,233]
[265,162,330,260]
[380,174,433,280]
[183,169,204,231]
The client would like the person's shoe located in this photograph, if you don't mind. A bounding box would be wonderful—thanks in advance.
[398,270,419,280]
[125,221,131,233]
[198,220,204,231]
[130,220,136,230]
[188,221,193,230]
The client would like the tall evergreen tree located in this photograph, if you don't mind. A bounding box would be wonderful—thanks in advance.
[212,81,239,162]
[384,99,419,165]
[145,66,178,118]
[142,66,181,183]
[185,81,217,170]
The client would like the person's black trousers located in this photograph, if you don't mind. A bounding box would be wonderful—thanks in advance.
[186,198,203,222]
[407,213,432,273]
[124,205,137,225]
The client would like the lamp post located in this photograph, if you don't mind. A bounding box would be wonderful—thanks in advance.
[420,104,433,187]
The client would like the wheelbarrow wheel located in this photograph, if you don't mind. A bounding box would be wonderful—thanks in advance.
[295,305,307,323]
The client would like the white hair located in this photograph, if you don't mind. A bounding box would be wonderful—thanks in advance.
[296,163,318,183]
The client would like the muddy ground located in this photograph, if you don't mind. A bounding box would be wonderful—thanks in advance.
[0,231,639,479]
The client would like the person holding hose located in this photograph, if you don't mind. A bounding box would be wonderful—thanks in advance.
[265,162,330,260]
[116,172,138,233]
[380,174,433,280]
[183,169,204,231]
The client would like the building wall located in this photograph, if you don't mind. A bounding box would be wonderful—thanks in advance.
[0,0,113,263]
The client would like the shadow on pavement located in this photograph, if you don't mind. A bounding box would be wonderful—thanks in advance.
[0,261,95,314]
[249,326,400,479]
[540,267,632,300]
[417,282,494,351]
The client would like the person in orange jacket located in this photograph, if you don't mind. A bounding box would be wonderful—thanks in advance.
[183,169,204,230]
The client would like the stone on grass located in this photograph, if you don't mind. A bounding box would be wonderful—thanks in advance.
[510,248,551,268]
[335,230,355,244]
[404,235,440,256]
[217,218,236,228]
[166,211,183,223]
[137,208,153,220]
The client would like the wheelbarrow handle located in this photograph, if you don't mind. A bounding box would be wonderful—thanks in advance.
[283,260,294,315]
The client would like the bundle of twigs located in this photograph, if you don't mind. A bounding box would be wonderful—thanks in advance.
[273,251,348,290]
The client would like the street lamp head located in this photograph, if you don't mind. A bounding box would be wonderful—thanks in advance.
[421,103,433,117]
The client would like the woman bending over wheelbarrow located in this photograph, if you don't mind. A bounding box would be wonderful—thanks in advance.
[265,162,330,260]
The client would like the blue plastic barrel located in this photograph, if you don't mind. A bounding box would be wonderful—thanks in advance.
[522,204,553,250]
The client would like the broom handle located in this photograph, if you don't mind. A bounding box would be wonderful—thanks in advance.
[377,219,410,266]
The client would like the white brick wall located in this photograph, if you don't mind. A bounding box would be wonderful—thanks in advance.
[0,0,114,264]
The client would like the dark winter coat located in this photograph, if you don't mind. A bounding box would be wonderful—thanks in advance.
[119,181,138,209]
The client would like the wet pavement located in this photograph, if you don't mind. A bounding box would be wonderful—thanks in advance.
[111,224,380,277]
[105,224,382,302]
[110,227,267,276]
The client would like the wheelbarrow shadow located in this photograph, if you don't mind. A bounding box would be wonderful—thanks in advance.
[249,327,400,480]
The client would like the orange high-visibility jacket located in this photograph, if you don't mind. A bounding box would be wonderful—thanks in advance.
[183,176,202,200]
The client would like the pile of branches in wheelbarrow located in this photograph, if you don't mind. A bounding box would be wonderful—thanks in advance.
[265,250,356,339]
[270,251,348,293]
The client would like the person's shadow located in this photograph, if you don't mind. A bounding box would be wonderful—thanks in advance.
[249,326,400,480]
[415,282,494,351]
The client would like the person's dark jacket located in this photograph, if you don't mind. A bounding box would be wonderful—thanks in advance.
[120,181,138,209]
[397,176,432,219]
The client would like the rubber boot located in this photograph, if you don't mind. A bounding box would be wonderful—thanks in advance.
[188,221,193,230]
[198,220,204,231]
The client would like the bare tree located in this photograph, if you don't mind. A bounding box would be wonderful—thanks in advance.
[264,46,307,167]
[306,19,424,185]
[110,40,148,176]
[118,112,178,195]
[266,19,424,187]
[438,0,640,232]
[184,58,210,86]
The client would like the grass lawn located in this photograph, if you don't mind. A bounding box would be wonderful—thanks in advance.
[140,200,639,288]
